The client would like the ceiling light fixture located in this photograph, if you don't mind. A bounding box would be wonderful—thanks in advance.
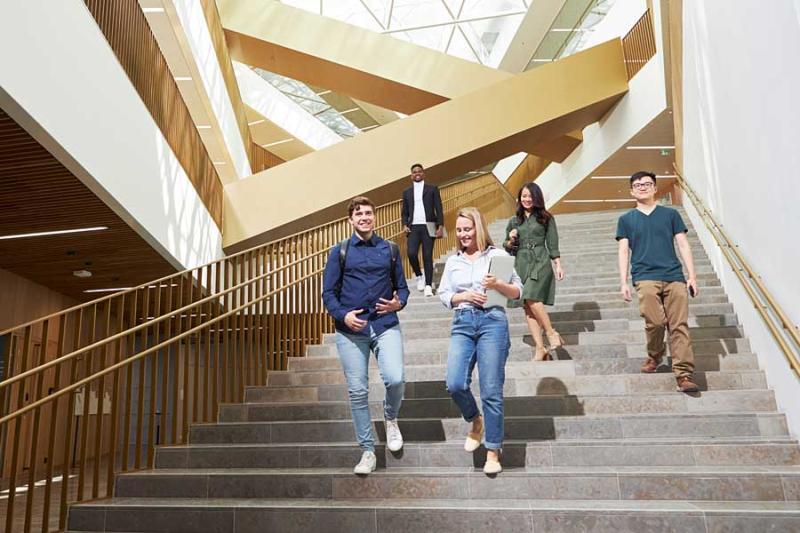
[142,7,165,13]
[361,125,379,131]
[261,139,293,148]
[197,125,212,130]
[84,287,132,293]
[562,199,636,203]
[174,76,192,81]
[0,226,109,240]
[213,161,226,165]
[340,108,360,115]
[73,270,93,278]
[590,174,677,180]
[248,119,265,126]
[626,145,675,150]
[316,90,332,96]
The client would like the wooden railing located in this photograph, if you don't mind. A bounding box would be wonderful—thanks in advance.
[621,10,657,80]
[0,173,514,532]
[674,167,800,378]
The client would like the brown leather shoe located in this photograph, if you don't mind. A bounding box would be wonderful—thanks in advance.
[676,376,700,393]
[640,358,660,373]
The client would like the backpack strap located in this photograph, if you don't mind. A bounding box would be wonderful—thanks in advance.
[336,238,399,294]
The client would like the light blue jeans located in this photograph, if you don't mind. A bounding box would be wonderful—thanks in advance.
[445,307,511,450]
[335,325,405,452]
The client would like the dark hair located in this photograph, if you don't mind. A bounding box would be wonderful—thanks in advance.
[629,171,657,187]
[410,163,424,172]
[347,196,375,218]
[516,182,552,226]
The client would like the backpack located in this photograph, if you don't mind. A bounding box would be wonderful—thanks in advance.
[335,238,400,296]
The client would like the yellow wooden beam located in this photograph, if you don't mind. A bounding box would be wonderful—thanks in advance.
[217,0,578,162]
[223,39,628,251]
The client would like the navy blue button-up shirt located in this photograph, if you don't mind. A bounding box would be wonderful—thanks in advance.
[322,233,409,336]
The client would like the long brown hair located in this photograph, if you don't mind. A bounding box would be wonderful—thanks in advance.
[516,182,552,226]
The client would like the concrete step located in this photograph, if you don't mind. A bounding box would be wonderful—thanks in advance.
[318,324,745,349]
[401,288,727,310]
[268,354,756,387]
[67,497,800,533]
[293,345,756,372]
[189,412,789,445]
[220,390,778,424]
[110,466,800,503]
[154,438,800,470]
[395,314,740,335]
[248,368,766,404]
[394,302,734,321]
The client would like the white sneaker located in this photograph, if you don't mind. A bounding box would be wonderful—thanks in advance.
[385,419,404,452]
[353,451,377,474]
[416,276,425,291]
[424,285,434,297]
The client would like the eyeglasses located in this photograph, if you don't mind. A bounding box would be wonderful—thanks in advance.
[631,182,655,190]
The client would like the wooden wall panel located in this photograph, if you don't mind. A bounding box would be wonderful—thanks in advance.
[0,268,76,332]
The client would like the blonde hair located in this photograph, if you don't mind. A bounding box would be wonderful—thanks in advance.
[456,207,494,252]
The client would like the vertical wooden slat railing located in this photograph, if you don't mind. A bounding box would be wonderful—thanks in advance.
[0,173,513,531]
[621,9,657,80]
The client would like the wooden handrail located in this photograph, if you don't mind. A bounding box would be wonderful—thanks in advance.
[674,165,800,378]
[0,172,514,532]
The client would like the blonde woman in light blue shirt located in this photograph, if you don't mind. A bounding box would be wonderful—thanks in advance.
[438,207,523,474]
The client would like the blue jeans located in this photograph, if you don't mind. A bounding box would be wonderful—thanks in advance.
[335,325,405,452]
[445,307,511,450]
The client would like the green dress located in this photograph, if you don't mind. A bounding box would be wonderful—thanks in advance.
[504,214,560,306]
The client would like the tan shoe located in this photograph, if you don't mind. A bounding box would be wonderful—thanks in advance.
[483,451,502,474]
[676,375,700,393]
[545,330,563,348]
[464,416,484,452]
[640,358,660,373]
[533,345,550,361]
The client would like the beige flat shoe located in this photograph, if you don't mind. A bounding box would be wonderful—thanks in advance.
[464,417,484,452]
[483,453,502,474]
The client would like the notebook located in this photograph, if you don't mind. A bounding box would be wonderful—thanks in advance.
[485,255,515,308]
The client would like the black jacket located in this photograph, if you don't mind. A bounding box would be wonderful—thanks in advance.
[401,183,444,228]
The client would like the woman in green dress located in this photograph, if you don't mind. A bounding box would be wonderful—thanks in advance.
[503,182,565,361]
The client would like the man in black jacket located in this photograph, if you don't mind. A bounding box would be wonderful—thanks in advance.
[401,163,444,296]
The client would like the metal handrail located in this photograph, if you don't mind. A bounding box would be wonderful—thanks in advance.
[674,165,800,378]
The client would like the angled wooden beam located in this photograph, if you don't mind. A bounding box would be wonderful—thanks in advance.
[217,0,577,162]
[223,39,628,251]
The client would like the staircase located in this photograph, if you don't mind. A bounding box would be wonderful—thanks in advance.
[68,209,800,532]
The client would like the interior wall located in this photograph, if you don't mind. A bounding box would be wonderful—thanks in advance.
[0,268,77,332]
[682,0,800,435]
[0,0,224,272]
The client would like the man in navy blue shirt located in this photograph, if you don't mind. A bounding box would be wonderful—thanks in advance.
[617,171,699,393]
[322,196,409,474]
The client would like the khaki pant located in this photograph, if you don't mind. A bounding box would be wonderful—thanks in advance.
[635,280,695,378]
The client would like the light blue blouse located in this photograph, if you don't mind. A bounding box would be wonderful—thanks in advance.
[438,246,523,310]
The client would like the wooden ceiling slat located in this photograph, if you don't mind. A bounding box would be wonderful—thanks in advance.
[0,108,176,300]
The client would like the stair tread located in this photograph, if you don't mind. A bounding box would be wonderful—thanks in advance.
[164,436,799,450]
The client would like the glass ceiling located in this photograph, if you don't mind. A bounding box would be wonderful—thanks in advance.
[280,0,531,66]
[254,68,362,138]
[265,0,618,170]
